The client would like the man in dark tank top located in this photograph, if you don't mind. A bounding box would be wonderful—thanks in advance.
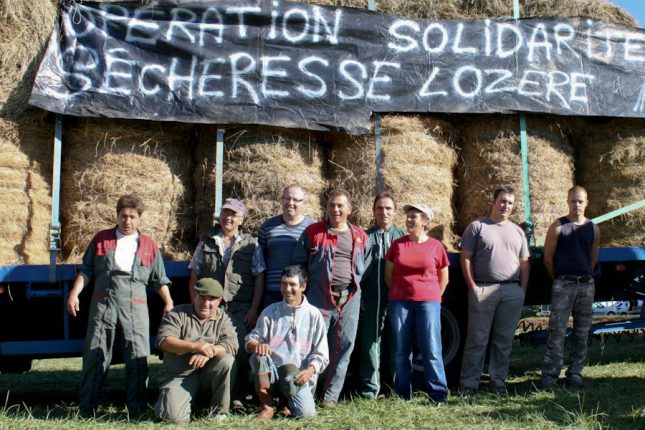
[541,186,600,390]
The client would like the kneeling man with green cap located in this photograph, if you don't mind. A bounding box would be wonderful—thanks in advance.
[155,278,238,423]
[245,265,329,419]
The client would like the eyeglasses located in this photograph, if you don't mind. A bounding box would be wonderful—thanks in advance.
[282,197,305,203]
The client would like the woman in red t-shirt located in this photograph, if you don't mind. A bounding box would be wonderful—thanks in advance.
[385,204,449,404]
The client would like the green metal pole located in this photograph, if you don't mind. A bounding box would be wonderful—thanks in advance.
[592,200,645,225]
[513,1,534,245]
[49,115,62,283]
[215,128,224,222]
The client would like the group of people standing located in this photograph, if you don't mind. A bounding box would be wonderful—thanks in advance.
[66,183,600,422]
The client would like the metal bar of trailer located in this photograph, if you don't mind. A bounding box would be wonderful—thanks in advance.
[48,115,63,283]
[1,248,644,283]
[369,0,383,193]
[375,114,383,193]
[215,128,224,218]
[592,199,645,225]
[591,318,645,334]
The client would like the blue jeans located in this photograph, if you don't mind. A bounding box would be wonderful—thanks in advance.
[249,354,317,417]
[388,300,448,402]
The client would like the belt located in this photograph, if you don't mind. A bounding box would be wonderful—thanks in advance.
[331,284,350,295]
[476,280,518,285]
[110,270,131,276]
[557,275,593,284]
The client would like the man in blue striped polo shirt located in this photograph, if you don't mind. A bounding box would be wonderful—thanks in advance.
[258,184,316,308]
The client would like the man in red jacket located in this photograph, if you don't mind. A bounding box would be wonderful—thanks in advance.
[293,189,368,407]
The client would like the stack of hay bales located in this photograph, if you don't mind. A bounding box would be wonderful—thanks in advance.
[327,115,458,249]
[61,118,195,262]
[0,112,53,265]
[0,0,57,119]
[461,0,635,25]
[576,119,645,247]
[302,0,635,24]
[457,115,575,245]
[303,0,465,19]
[194,126,327,235]
[0,0,57,265]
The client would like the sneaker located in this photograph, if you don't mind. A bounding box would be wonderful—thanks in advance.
[321,399,337,408]
[432,397,447,407]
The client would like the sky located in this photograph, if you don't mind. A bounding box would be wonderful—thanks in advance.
[608,0,645,28]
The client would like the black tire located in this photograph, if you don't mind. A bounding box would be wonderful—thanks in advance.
[0,357,32,373]
[607,311,615,316]
[410,303,467,389]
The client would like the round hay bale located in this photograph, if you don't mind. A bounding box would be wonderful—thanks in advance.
[461,0,636,26]
[193,126,327,235]
[327,115,458,249]
[0,110,53,265]
[576,118,645,247]
[61,118,195,262]
[456,115,575,245]
[0,0,57,118]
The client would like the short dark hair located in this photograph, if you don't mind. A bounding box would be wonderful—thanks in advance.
[328,188,352,208]
[116,195,145,216]
[372,191,397,210]
[281,265,308,287]
[567,185,588,198]
[493,186,515,201]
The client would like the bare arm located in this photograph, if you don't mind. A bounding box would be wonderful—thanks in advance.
[438,266,449,296]
[460,250,477,289]
[591,224,601,270]
[519,257,529,292]
[159,335,226,358]
[245,338,271,355]
[384,260,394,288]
[245,272,265,329]
[295,365,316,386]
[66,273,89,317]
[543,220,561,280]
[157,284,174,315]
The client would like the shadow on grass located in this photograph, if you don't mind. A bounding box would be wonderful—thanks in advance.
[466,376,644,430]
[0,361,165,421]
[509,333,645,374]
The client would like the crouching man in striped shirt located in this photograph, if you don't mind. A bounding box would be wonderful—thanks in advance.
[245,265,329,419]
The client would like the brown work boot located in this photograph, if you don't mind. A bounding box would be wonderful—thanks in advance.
[255,378,275,420]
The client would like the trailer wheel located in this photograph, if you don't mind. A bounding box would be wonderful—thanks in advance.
[0,357,32,373]
[410,304,467,388]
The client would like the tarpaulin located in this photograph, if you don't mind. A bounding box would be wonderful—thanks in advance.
[29,0,645,134]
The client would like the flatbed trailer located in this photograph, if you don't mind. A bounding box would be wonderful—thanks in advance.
[2,246,643,380]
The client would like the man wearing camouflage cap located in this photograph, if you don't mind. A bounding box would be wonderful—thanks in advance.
[155,278,238,423]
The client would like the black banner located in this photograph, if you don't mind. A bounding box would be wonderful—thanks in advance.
[29,1,645,134]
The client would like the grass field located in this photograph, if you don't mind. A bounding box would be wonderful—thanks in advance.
[1,332,644,430]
